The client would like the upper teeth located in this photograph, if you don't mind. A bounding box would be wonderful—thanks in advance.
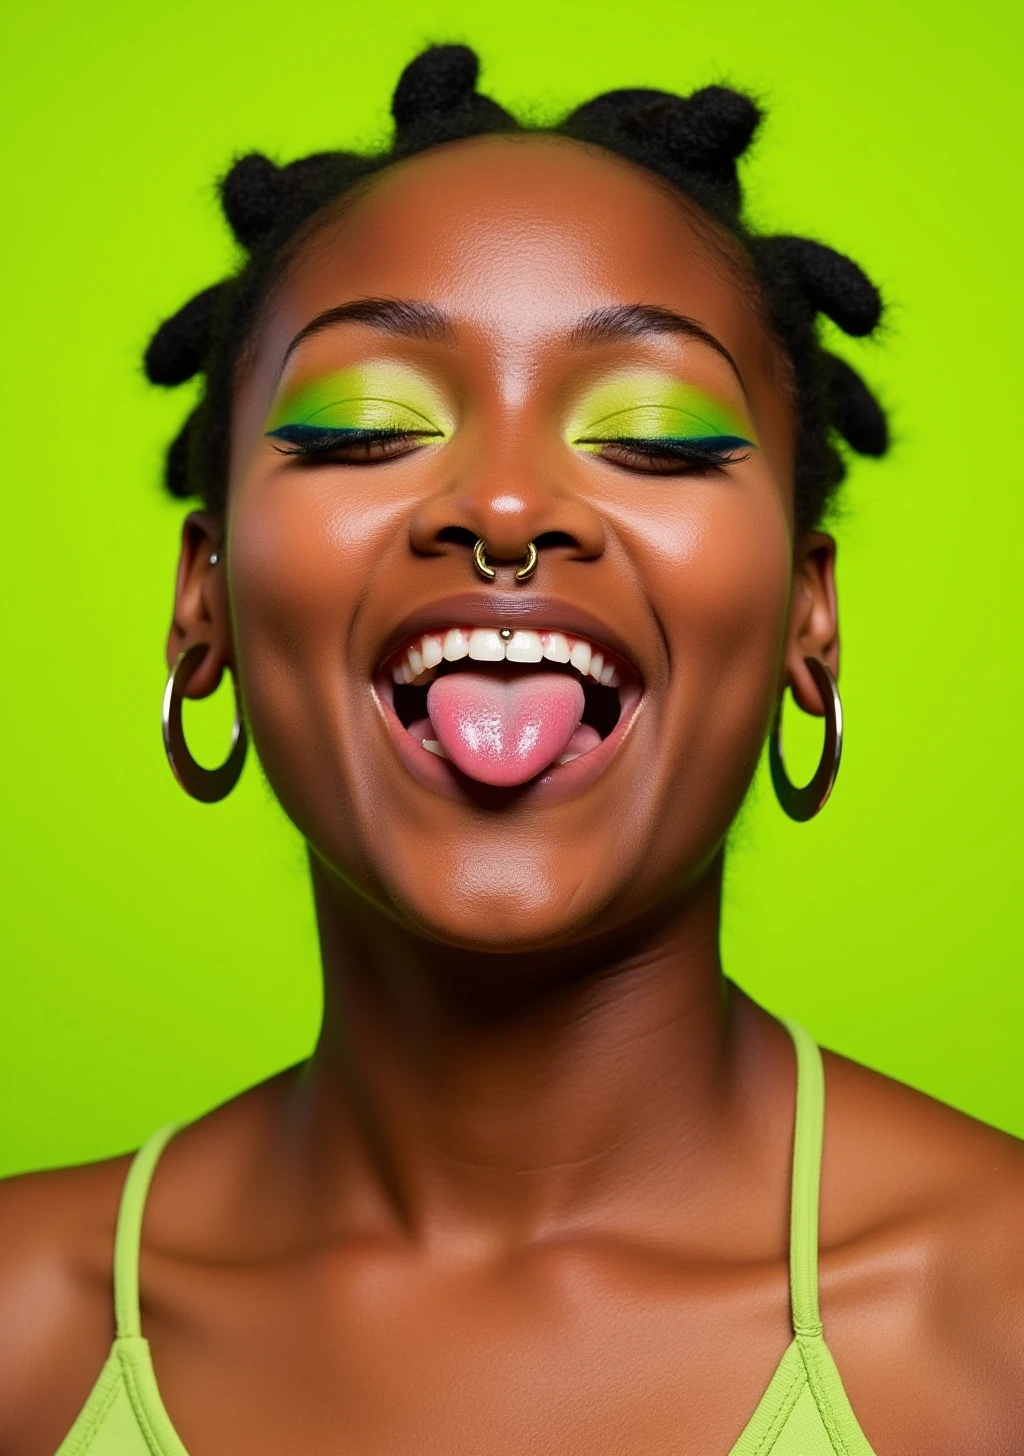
[390,629,622,687]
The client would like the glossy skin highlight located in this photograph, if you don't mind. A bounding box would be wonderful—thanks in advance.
[1,135,1023,1456]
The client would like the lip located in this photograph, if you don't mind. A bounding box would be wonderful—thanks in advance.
[370,591,647,805]
[374,672,644,806]
[374,591,642,677]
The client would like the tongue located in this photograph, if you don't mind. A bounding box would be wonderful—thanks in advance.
[427,669,585,786]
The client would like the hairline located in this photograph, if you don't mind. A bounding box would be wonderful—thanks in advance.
[234,131,795,405]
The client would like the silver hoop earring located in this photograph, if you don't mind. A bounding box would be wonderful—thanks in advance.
[769,656,843,822]
[162,643,247,803]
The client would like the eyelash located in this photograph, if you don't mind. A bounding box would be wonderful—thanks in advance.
[269,426,440,462]
[268,426,752,475]
[582,436,753,475]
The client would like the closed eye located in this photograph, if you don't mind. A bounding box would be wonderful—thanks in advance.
[268,425,443,463]
[576,435,754,475]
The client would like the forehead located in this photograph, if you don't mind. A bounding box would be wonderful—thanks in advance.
[261,135,768,363]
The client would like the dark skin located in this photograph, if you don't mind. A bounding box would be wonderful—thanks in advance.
[2,136,1023,1456]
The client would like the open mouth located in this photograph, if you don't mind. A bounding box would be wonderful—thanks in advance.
[377,626,642,789]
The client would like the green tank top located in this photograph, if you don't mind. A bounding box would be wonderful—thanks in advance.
[54,1020,877,1456]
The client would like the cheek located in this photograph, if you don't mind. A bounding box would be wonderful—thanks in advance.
[616,473,791,665]
[223,468,404,816]
[613,473,792,831]
[668,487,790,669]
[228,465,403,644]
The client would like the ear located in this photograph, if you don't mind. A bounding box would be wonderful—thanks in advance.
[165,511,231,698]
[782,530,839,715]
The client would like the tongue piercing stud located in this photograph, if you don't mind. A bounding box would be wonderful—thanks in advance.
[472,538,539,583]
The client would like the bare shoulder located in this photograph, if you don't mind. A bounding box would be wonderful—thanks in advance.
[0,1155,131,1452]
[0,1074,293,1455]
[820,1046,1024,1446]
[824,1044,1024,1265]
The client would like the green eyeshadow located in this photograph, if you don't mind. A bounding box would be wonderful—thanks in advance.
[566,372,756,452]
[265,362,452,440]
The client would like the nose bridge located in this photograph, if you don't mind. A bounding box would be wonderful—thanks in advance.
[463,428,558,554]
[409,404,606,567]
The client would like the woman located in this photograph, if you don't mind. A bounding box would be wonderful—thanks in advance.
[0,44,1021,1456]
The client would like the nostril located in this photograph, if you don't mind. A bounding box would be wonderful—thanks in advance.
[534,530,578,553]
[421,526,591,567]
[436,525,478,548]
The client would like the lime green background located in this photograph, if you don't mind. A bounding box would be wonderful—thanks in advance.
[2,0,1022,1177]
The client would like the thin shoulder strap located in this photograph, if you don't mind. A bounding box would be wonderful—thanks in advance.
[781,1018,824,1339]
[113,1124,181,1339]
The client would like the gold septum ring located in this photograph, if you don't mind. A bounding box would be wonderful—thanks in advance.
[472,538,538,583]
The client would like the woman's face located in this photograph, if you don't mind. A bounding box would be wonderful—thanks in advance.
[195,135,821,950]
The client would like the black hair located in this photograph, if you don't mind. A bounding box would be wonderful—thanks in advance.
[144,44,888,531]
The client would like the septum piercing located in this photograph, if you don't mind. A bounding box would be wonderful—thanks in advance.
[472,537,539,583]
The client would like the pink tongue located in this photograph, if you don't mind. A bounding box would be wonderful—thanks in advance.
[427,670,585,786]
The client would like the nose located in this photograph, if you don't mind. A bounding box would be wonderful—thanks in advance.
[408,469,606,583]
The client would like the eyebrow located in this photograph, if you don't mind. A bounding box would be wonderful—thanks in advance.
[283,297,743,388]
[569,304,744,386]
[282,297,456,364]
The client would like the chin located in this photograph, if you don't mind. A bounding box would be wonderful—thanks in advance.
[322,835,623,956]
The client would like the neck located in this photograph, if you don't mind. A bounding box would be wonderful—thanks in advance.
[293,856,766,1247]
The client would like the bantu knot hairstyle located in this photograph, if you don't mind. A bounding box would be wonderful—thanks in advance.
[562,84,761,218]
[220,154,287,249]
[763,237,882,337]
[146,42,888,529]
[144,284,225,387]
[392,44,515,152]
